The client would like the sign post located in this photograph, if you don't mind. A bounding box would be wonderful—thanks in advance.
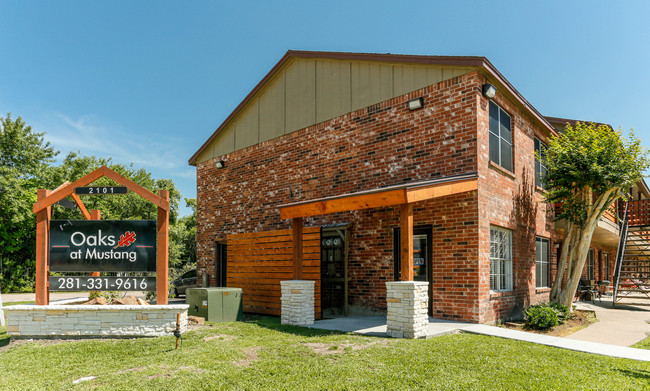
[0,290,4,326]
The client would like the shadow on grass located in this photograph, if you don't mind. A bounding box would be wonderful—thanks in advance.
[616,368,650,381]
[0,330,9,349]
[244,315,349,338]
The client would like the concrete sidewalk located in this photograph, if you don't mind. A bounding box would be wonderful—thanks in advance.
[0,292,89,303]
[308,312,650,362]
[569,299,650,346]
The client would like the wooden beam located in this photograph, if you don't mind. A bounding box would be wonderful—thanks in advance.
[400,203,414,281]
[406,178,478,203]
[32,168,106,214]
[33,165,169,214]
[157,190,170,305]
[71,193,91,220]
[279,178,478,220]
[280,189,406,219]
[292,217,304,280]
[35,189,50,305]
[102,167,170,211]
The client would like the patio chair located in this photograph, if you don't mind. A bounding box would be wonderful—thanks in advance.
[577,279,600,302]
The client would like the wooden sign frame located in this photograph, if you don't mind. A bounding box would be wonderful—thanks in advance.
[32,166,170,305]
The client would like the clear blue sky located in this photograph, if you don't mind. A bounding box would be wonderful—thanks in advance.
[2,1,649,215]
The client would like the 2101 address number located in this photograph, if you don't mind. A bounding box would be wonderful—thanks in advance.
[49,276,156,291]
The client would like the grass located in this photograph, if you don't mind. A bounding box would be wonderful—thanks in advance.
[0,318,649,390]
[633,336,650,350]
[1,301,34,306]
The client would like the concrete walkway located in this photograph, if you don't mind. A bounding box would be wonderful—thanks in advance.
[569,299,650,346]
[309,312,650,362]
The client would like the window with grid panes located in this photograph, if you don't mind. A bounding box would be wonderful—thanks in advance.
[534,137,547,188]
[604,253,610,280]
[587,249,594,280]
[489,101,513,172]
[535,237,550,288]
[490,226,513,291]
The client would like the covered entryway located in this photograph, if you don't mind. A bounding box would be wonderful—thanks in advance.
[279,173,478,326]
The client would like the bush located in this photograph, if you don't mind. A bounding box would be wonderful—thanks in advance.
[524,305,559,330]
[549,302,570,323]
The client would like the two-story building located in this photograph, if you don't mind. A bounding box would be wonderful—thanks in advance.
[189,51,647,324]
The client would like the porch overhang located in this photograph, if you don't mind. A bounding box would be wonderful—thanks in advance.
[279,173,478,219]
[279,173,478,282]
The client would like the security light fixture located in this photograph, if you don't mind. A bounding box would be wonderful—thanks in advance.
[215,160,225,169]
[482,83,497,99]
[407,97,424,111]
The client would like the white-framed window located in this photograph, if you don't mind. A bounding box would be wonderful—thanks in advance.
[535,237,550,288]
[587,249,594,280]
[489,101,513,172]
[534,137,548,188]
[490,226,513,291]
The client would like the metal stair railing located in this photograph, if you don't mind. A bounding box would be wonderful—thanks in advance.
[613,201,629,307]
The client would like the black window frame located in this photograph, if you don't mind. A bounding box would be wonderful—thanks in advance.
[489,101,513,172]
[534,137,548,188]
[587,249,594,280]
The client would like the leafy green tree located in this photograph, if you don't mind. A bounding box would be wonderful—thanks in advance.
[0,113,57,292]
[545,122,650,307]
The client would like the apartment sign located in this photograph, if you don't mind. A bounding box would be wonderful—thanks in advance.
[49,220,156,272]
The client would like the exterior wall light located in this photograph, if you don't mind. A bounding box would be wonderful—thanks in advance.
[215,160,225,169]
[482,83,497,99]
[407,97,424,111]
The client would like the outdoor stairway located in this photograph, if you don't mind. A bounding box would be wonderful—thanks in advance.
[613,223,650,305]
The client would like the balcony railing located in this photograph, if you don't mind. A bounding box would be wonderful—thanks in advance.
[621,199,650,227]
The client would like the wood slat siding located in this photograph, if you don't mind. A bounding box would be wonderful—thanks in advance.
[226,227,321,318]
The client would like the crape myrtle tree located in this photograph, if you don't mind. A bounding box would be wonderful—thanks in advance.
[545,122,650,307]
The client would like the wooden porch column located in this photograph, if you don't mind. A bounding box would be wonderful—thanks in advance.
[35,189,50,305]
[400,203,414,281]
[90,210,101,278]
[292,217,303,280]
[156,190,170,305]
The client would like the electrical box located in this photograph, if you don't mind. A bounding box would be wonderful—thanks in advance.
[186,287,243,322]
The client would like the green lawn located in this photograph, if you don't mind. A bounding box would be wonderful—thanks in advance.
[0,318,649,390]
[633,336,650,350]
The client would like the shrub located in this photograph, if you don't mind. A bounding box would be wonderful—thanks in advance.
[549,302,570,322]
[524,305,559,330]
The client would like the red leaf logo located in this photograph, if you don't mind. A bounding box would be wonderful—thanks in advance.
[114,231,136,249]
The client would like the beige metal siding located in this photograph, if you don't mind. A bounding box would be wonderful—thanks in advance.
[259,73,286,142]
[195,58,472,164]
[285,59,316,132]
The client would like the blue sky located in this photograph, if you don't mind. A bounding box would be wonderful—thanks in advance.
[2,1,650,216]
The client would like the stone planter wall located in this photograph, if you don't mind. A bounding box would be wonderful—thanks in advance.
[2,304,189,338]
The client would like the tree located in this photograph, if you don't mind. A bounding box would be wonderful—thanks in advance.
[545,122,650,307]
[0,113,57,292]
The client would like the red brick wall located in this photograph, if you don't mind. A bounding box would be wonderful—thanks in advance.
[196,72,482,319]
[475,75,556,323]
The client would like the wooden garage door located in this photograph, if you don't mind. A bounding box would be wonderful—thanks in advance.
[226,227,321,318]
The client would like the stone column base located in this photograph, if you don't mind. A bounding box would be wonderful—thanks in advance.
[281,280,315,325]
[386,281,429,338]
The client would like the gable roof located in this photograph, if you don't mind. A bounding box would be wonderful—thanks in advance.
[189,50,557,166]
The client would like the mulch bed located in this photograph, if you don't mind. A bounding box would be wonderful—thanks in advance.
[503,310,598,337]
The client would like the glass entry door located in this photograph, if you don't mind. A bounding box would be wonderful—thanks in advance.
[321,225,349,318]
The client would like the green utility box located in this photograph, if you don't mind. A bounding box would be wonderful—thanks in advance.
[186,287,243,322]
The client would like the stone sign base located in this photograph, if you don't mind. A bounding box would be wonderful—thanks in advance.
[2,304,189,338]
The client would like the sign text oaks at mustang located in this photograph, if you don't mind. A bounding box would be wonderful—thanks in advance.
[49,220,156,272]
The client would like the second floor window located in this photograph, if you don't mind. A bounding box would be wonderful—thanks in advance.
[489,101,513,172]
[534,137,548,188]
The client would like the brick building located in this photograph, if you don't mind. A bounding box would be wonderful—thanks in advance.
[189,51,647,324]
